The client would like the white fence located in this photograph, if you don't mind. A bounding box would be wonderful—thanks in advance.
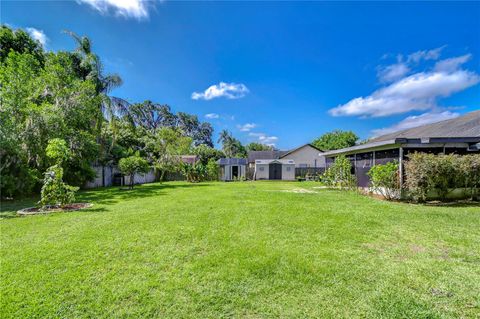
[84,165,156,189]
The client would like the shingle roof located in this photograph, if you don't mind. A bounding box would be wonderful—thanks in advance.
[370,110,480,143]
[247,151,288,163]
[217,158,247,165]
[322,110,480,157]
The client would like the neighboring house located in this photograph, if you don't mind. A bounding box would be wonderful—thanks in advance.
[254,159,295,180]
[279,144,325,168]
[322,110,480,188]
[247,150,288,168]
[179,155,199,164]
[218,158,247,181]
[247,144,325,168]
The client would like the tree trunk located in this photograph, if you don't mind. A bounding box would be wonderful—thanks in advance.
[130,173,134,189]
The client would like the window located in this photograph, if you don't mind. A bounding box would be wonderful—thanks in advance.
[259,167,264,171]
[286,166,291,172]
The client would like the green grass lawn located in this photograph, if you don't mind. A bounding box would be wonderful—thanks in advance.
[1,181,479,318]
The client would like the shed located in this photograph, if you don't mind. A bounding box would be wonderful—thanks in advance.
[254,159,295,180]
[217,158,247,181]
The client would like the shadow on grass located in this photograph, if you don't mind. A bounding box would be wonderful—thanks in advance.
[424,201,480,208]
[1,182,207,217]
[78,182,208,206]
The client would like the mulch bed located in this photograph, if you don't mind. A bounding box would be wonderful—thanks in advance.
[17,203,93,216]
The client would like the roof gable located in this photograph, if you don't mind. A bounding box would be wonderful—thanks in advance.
[280,144,323,158]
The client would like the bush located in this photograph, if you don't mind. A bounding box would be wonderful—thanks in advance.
[367,161,399,200]
[321,155,356,190]
[205,159,219,181]
[119,155,150,189]
[39,165,79,207]
[404,153,480,202]
[179,162,206,183]
[45,138,70,164]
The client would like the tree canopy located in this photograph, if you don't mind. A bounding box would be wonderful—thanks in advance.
[312,130,359,151]
[0,25,217,197]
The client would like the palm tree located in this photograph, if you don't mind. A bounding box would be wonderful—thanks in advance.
[63,31,131,128]
[217,130,232,157]
[64,31,133,165]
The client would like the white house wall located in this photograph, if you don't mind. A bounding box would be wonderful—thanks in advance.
[254,163,295,180]
[255,164,269,180]
[282,164,296,180]
[283,145,326,168]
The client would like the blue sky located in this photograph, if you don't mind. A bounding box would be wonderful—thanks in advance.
[3,1,480,149]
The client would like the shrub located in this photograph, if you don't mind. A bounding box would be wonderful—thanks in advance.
[367,161,399,200]
[119,155,150,189]
[404,153,480,202]
[39,138,78,207]
[205,159,219,181]
[179,162,207,183]
[455,154,480,200]
[39,165,79,207]
[322,155,356,190]
[45,138,70,164]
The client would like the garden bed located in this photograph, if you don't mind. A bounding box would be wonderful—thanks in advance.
[17,203,92,215]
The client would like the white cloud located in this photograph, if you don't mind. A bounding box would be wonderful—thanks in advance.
[377,63,410,83]
[26,27,48,47]
[205,113,219,119]
[237,123,257,132]
[248,132,278,146]
[330,54,479,118]
[371,111,460,137]
[77,0,152,20]
[192,82,249,100]
[407,46,444,63]
[434,54,471,72]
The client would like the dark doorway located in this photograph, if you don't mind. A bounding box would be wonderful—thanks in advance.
[269,163,282,180]
[231,166,239,179]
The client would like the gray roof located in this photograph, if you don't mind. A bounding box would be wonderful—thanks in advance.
[217,158,247,165]
[370,110,480,142]
[247,151,288,163]
[323,110,480,156]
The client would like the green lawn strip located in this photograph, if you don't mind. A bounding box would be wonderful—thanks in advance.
[1,182,479,318]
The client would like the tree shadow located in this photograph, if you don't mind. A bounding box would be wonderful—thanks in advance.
[424,201,480,208]
[78,182,209,205]
[1,182,208,216]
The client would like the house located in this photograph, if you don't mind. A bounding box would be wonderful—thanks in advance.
[254,159,296,180]
[279,144,325,168]
[322,110,480,188]
[247,144,325,168]
[247,150,288,168]
[179,155,198,164]
[218,158,247,181]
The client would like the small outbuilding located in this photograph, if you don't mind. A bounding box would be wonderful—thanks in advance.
[217,158,247,181]
[254,159,295,180]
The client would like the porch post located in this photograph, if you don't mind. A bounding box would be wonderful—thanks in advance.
[399,147,404,188]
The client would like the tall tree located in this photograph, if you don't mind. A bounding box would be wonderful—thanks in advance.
[312,130,359,151]
[63,31,129,129]
[0,25,44,64]
[128,101,177,133]
[218,130,246,158]
[245,142,274,151]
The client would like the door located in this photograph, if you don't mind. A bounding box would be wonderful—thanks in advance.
[231,166,239,179]
[269,163,282,180]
